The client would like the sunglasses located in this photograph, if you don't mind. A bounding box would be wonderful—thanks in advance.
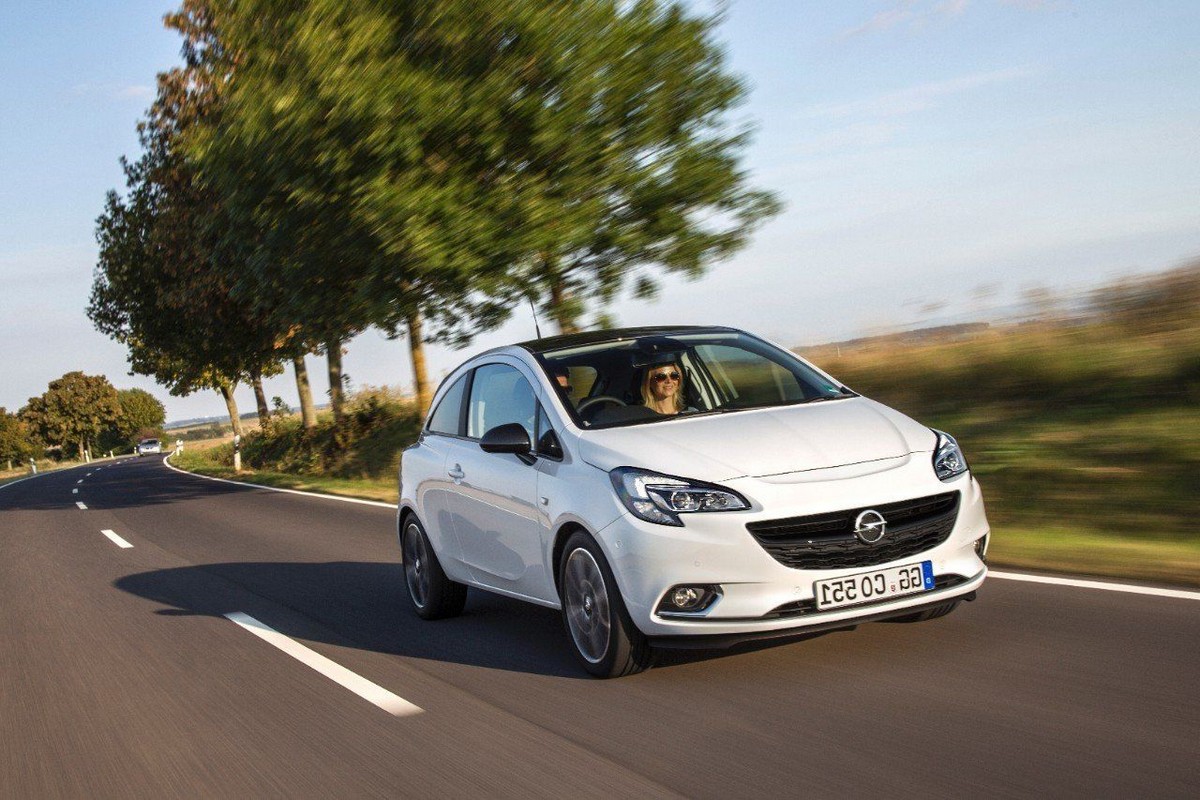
[651,371,681,383]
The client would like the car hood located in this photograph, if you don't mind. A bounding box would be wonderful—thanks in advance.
[577,397,936,482]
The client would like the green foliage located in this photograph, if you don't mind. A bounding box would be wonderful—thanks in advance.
[100,388,167,451]
[89,0,288,420]
[20,372,123,459]
[0,408,40,462]
[236,386,422,479]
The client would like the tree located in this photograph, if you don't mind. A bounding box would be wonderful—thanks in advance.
[20,373,122,460]
[488,0,782,332]
[183,0,539,415]
[0,408,40,465]
[100,388,167,452]
[88,0,287,435]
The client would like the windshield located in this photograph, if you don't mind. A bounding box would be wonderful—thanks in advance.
[534,331,854,429]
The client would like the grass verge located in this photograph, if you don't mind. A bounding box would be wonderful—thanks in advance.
[170,447,397,503]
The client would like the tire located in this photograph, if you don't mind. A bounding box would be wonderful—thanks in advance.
[558,531,653,678]
[401,516,467,620]
[890,599,960,623]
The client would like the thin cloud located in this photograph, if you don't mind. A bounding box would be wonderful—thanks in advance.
[841,1,916,39]
[840,0,969,40]
[1000,0,1058,10]
[804,67,1035,120]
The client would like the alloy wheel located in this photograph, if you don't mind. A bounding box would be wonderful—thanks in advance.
[563,547,611,664]
[403,522,430,609]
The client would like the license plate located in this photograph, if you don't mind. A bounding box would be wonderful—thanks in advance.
[814,561,935,611]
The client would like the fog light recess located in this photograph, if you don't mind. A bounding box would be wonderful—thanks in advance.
[974,533,990,563]
[656,584,721,616]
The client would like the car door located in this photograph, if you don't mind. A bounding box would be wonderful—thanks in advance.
[450,361,547,600]
[412,372,471,572]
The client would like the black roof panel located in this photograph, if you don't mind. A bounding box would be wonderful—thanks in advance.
[517,325,736,354]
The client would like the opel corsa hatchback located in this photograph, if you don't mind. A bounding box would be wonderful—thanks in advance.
[398,326,989,677]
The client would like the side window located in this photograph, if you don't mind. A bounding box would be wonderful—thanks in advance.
[536,406,563,459]
[467,364,537,440]
[426,374,469,435]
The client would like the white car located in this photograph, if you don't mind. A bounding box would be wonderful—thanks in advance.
[136,438,162,456]
[398,326,989,677]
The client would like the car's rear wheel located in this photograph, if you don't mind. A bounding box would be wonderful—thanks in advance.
[891,599,960,623]
[559,531,652,678]
[401,517,467,620]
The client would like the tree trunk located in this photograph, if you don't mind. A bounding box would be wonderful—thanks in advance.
[252,374,270,426]
[545,259,580,334]
[78,439,85,461]
[293,356,317,430]
[326,338,345,426]
[406,310,432,417]
[218,382,243,438]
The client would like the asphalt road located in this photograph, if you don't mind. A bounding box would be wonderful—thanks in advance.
[2,457,1197,798]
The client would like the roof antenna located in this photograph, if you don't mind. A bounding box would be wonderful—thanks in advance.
[528,297,542,339]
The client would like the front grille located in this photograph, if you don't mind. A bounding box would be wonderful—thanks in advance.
[746,491,960,571]
[763,574,970,620]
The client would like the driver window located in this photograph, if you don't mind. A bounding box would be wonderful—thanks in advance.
[467,364,537,441]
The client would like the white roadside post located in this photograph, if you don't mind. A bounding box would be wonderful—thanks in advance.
[233,433,242,473]
[29,458,37,475]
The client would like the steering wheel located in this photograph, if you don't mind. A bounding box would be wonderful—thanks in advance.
[576,395,626,415]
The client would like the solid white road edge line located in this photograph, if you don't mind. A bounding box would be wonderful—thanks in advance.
[989,570,1200,601]
[224,612,421,717]
[75,501,87,510]
[100,529,133,549]
[162,454,397,509]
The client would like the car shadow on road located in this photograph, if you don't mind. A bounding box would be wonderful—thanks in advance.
[115,560,847,679]
[116,560,589,678]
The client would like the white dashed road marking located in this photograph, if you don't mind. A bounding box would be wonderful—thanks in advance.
[224,612,422,717]
[71,488,78,494]
[76,479,83,484]
[75,501,87,510]
[100,529,133,549]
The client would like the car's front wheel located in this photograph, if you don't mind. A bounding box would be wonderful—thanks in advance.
[559,531,652,678]
[401,516,467,620]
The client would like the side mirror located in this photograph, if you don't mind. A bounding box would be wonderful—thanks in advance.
[479,423,532,455]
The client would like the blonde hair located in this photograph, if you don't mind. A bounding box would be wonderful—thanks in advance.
[641,364,684,413]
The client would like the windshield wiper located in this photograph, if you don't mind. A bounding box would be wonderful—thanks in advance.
[798,394,851,404]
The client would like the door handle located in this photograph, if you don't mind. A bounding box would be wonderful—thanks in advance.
[447,464,465,481]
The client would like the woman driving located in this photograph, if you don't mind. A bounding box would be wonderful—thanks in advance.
[641,363,685,415]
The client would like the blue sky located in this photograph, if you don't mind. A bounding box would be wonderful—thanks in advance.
[2,0,1198,422]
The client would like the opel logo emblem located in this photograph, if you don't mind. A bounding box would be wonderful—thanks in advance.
[854,510,887,544]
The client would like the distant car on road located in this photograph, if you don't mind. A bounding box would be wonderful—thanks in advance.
[136,439,162,457]
[398,326,989,677]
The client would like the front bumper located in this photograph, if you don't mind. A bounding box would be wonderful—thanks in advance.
[597,460,989,639]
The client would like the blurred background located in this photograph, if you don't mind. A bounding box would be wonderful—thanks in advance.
[1,1,1197,583]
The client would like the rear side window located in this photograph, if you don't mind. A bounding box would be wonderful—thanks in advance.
[427,374,468,435]
[467,364,537,440]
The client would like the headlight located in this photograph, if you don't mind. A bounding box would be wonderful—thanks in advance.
[609,467,750,526]
[932,430,968,481]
